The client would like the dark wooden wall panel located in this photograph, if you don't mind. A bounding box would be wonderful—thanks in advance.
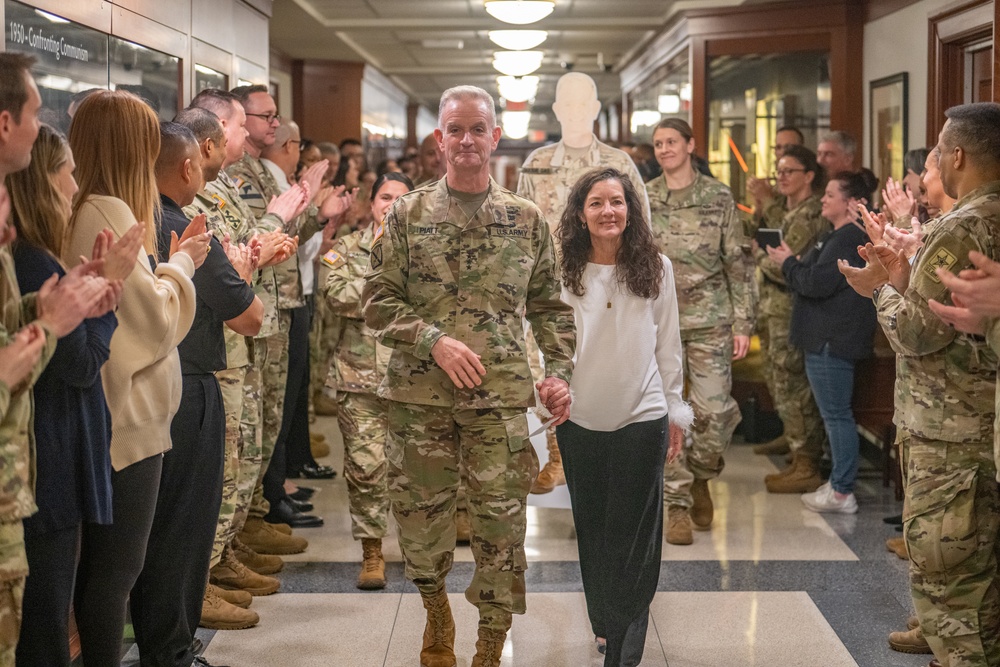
[293,60,364,144]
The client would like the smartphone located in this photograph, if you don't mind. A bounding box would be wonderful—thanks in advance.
[755,229,783,249]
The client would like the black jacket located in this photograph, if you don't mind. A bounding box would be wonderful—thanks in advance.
[782,223,877,360]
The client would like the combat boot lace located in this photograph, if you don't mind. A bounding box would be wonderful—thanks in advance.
[420,587,456,667]
[357,538,386,590]
[233,536,284,575]
[471,628,507,667]
[211,547,281,596]
[666,506,693,545]
[199,586,259,630]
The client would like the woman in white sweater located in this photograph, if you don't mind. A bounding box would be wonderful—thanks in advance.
[62,90,210,667]
[555,167,693,667]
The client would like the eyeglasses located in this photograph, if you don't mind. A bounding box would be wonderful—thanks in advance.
[774,168,806,178]
[246,112,281,124]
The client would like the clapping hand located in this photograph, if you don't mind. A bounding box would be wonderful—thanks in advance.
[170,213,212,269]
[859,205,890,246]
[222,232,257,284]
[298,160,330,202]
[838,244,889,298]
[36,262,109,337]
[0,324,47,391]
[92,223,145,282]
[765,240,794,266]
[318,185,356,221]
[883,219,924,260]
[868,242,910,294]
[266,184,310,224]
[882,177,916,224]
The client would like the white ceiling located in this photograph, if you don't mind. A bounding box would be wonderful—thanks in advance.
[269,0,759,133]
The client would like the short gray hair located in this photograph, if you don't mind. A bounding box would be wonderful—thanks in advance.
[274,118,299,146]
[438,85,496,129]
[316,141,339,157]
[820,131,857,158]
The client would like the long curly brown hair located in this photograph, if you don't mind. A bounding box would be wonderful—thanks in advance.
[557,167,664,299]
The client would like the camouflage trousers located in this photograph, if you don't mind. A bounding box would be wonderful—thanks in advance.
[0,521,25,665]
[757,308,825,461]
[903,434,1000,667]
[339,392,390,540]
[212,365,264,565]
[664,325,742,508]
[249,311,291,519]
[385,401,537,630]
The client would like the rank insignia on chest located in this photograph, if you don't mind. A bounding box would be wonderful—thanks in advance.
[925,247,959,282]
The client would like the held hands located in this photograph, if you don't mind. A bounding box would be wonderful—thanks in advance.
[0,323,47,390]
[536,377,571,425]
[170,213,212,269]
[431,335,486,389]
[91,224,145,282]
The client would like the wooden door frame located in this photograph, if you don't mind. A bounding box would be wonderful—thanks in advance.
[927,0,995,145]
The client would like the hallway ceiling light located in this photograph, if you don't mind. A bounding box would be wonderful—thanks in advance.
[493,50,544,77]
[489,30,548,51]
[497,75,539,103]
[502,110,532,139]
[484,1,555,25]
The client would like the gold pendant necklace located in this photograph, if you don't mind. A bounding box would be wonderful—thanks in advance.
[599,268,617,309]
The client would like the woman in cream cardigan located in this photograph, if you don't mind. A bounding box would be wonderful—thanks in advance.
[62,90,210,666]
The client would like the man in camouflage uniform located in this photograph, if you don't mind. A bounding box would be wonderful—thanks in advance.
[186,90,311,570]
[646,153,757,543]
[879,103,1000,667]
[754,146,830,493]
[516,72,649,494]
[227,85,330,530]
[0,52,109,661]
[323,219,394,589]
[363,86,575,667]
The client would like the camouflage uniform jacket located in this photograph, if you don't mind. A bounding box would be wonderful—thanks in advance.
[185,171,281,358]
[876,181,1000,443]
[0,247,56,523]
[517,137,651,235]
[323,225,390,395]
[754,195,829,317]
[363,177,576,409]
[227,152,321,310]
[646,170,757,335]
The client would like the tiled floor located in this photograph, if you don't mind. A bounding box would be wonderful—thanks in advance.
[181,416,929,667]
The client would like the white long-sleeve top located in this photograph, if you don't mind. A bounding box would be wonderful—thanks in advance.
[561,256,693,433]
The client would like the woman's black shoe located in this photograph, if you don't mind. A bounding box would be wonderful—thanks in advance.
[288,463,337,479]
[289,487,315,502]
[264,498,324,528]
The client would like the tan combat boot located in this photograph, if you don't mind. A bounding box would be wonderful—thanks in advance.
[765,453,822,494]
[666,506,693,545]
[200,586,259,630]
[907,615,920,630]
[763,455,798,484]
[233,536,285,575]
[239,516,307,555]
[206,582,252,609]
[455,509,472,545]
[420,586,456,667]
[314,390,339,416]
[471,628,507,667]
[310,432,331,458]
[211,547,281,596]
[752,434,789,455]
[886,536,908,560]
[357,538,387,590]
[530,431,565,494]
[690,479,713,530]
[270,521,293,535]
[889,626,933,654]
